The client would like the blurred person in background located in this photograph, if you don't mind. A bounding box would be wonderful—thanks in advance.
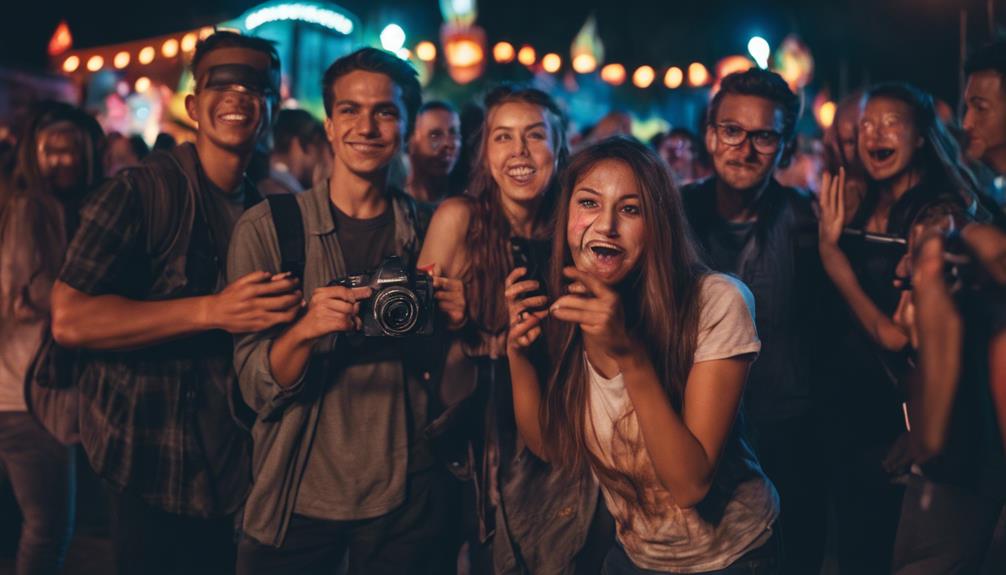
[258,108,325,196]
[963,39,1006,209]
[823,91,869,220]
[407,101,461,204]
[0,100,104,575]
[105,133,149,176]
[817,82,980,574]
[653,127,708,187]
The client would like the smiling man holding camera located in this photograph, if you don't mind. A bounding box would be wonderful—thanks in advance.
[227,47,464,575]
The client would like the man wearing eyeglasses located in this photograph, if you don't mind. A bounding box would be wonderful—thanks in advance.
[681,68,829,575]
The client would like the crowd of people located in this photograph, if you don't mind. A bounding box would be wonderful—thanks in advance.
[1,28,1005,575]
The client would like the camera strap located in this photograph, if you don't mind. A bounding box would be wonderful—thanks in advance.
[266,194,306,282]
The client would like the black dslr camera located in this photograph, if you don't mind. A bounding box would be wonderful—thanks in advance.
[329,256,435,337]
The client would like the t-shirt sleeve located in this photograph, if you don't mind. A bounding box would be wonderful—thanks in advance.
[58,176,142,295]
[693,273,761,363]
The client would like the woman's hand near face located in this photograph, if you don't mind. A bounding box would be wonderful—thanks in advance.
[818,167,847,256]
[505,267,549,354]
[549,266,636,360]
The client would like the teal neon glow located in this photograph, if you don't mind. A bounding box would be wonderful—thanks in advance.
[244,2,354,34]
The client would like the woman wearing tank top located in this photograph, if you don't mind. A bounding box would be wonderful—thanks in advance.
[420,85,604,573]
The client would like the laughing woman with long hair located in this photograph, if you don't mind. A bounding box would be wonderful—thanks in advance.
[506,137,779,574]
[420,85,609,573]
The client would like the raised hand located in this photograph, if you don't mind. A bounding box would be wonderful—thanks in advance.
[504,267,549,353]
[210,271,302,334]
[818,167,847,250]
[549,266,635,358]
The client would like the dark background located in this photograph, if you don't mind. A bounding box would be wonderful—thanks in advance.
[1,0,1001,110]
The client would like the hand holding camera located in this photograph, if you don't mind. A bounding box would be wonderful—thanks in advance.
[295,284,373,340]
[329,256,435,337]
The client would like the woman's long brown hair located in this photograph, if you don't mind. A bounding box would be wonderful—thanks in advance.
[464,85,569,340]
[0,101,104,319]
[540,136,707,508]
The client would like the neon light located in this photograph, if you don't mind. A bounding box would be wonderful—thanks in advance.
[245,3,354,34]
[380,24,406,52]
[747,36,770,69]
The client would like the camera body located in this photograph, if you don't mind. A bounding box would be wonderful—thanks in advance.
[329,256,435,337]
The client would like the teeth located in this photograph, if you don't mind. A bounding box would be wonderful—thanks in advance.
[221,114,247,121]
[507,166,535,177]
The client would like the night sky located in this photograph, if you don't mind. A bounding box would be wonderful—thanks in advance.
[2,0,998,106]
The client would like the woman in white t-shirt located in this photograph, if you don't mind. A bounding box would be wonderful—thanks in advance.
[505,137,780,574]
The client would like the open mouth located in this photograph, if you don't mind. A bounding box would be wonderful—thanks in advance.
[505,165,537,184]
[588,243,626,269]
[868,148,895,162]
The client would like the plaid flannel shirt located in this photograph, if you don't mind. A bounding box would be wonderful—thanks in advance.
[58,144,251,517]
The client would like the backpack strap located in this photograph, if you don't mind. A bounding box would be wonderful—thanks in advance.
[266,194,306,281]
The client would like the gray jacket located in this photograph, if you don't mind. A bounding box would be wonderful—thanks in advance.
[227,183,432,546]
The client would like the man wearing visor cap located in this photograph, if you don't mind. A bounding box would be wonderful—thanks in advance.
[51,31,300,575]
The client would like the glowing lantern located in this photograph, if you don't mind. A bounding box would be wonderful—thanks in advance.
[716,55,755,81]
[774,35,814,90]
[569,13,603,74]
[416,41,437,62]
[813,91,836,129]
[162,39,179,58]
[600,63,626,86]
[138,46,155,65]
[441,23,486,84]
[664,66,683,89]
[135,76,151,94]
[62,55,80,73]
[688,62,710,86]
[493,42,515,63]
[48,20,73,56]
[632,65,655,88]
[181,33,198,53]
[86,55,104,72]
[517,45,536,66]
[113,51,130,69]
[542,53,561,73]
[572,54,596,74]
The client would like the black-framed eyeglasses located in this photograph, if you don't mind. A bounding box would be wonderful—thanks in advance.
[714,122,783,155]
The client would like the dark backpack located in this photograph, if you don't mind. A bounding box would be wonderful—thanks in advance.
[23,325,80,445]
[266,194,306,281]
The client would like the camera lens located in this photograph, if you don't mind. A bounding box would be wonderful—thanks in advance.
[373,287,420,335]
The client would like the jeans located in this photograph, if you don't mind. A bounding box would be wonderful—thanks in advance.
[236,467,455,575]
[0,411,75,575]
[602,531,779,575]
[109,487,237,575]
[891,474,1004,575]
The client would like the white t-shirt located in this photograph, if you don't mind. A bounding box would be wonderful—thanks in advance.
[585,273,778,573]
